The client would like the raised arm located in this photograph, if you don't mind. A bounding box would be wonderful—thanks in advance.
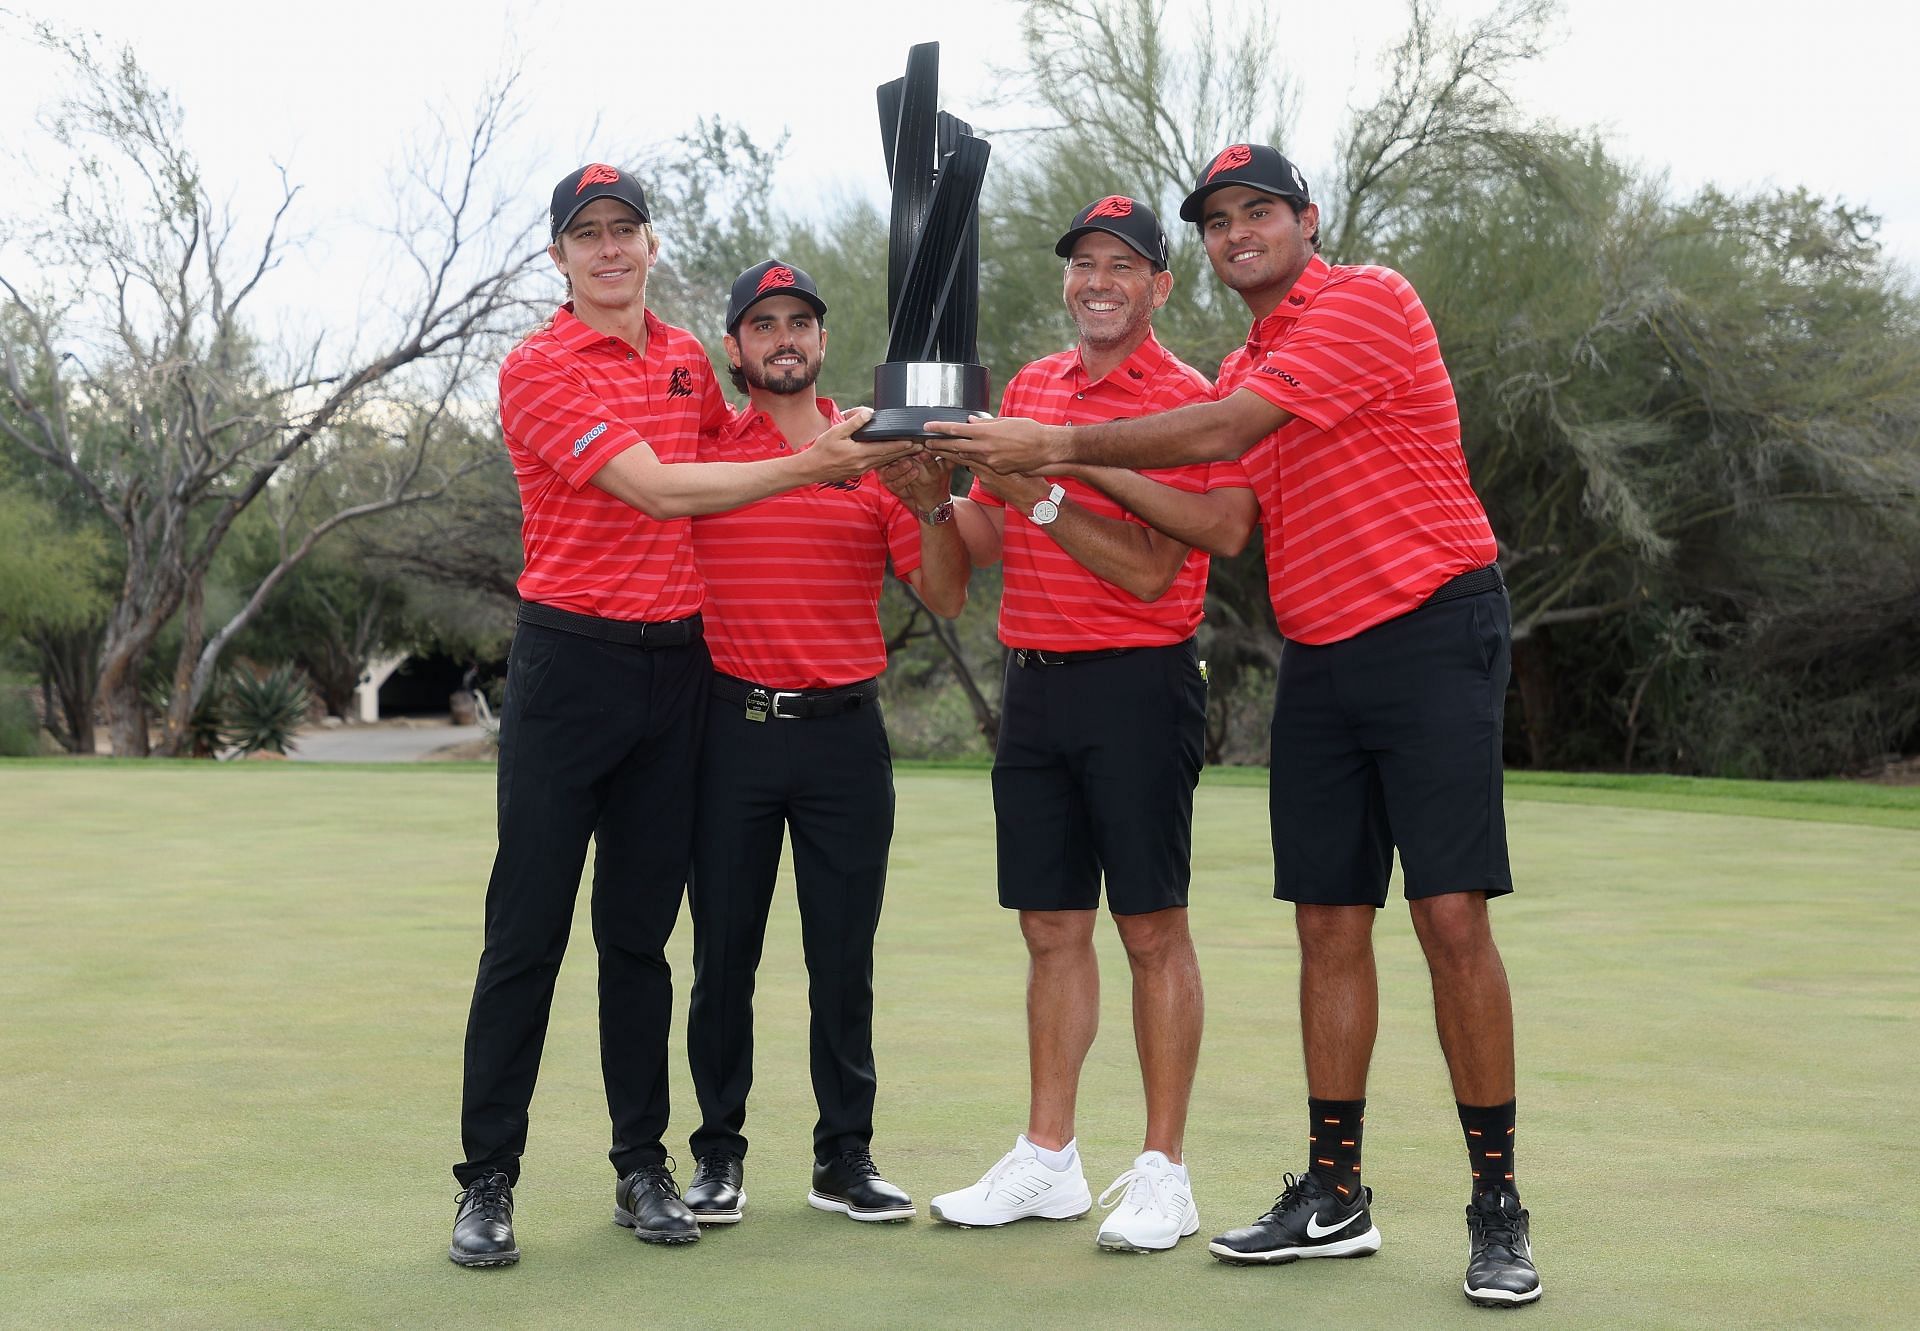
[923,388,1289,476]
[594,411,916,519]
[504,351,916,520]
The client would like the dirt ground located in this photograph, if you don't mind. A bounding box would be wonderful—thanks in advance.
[421,736,496,761]
[1859,754,1920,785]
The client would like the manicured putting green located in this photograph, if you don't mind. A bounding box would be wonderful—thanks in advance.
[3,763,1915,1328]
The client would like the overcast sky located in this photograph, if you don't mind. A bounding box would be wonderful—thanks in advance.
[4,0,1916,323]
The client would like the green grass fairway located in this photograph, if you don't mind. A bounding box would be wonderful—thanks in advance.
[4,764,1917,1329]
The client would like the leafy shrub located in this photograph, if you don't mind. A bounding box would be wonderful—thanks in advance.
[221,663,313,757]
[0,684,46,756]
[880,679,992,761]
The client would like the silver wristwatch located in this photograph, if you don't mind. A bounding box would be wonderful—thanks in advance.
[922,499,955,525]
[1029,483,1066,526]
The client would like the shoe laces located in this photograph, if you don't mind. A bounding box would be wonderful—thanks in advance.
[694,1152,740,1183]
[1261,1171,1325,1222]
[636,1158,682,1199]
[455,1172,512,1219]
[1099,1162,1173,1213]
[1469,1195,1526,1256]
[979,1146,1028,1189]
[831,1147,880,1179]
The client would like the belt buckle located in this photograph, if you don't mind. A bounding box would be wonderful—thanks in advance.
[744,687,771,723]
[771,690,804,720]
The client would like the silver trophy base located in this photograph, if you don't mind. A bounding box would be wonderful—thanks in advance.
[855,360,990,441]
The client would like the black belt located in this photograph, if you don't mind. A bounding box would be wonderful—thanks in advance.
[711,673,879,721]
[517,602,702,648]
[1011,647,1138,668]
[1420,563,1504,609]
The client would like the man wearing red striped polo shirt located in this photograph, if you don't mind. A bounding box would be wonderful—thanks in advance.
[928,197,1257,1254]
[450,165,912,1270]
[928,146,1540,1307]
[677,259,968,1230]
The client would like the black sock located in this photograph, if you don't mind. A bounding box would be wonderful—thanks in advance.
[1458,1098,1518,1200]
[1306,1096,1365,1200]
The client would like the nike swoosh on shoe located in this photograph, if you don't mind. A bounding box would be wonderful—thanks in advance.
[1305,1210,1359,1239]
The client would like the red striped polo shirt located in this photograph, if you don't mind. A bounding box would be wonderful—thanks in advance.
[972,333,1245,649]
[693,398,923,689]
[498,305,730,621]
[1218,255,1497,645]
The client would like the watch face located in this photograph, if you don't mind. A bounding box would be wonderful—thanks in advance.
[1030,499,1059,525]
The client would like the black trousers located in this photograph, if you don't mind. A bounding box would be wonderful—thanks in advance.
[686,688,894,1164]
[455,619,709,1186]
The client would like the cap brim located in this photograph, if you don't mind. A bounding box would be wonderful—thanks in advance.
[1178,176,1306,223]
[553,187,650,237]
[727,289,829,333]
[1053,224,1163,263]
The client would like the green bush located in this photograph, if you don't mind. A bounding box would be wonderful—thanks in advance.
[880,679,993,761]
[222,664,313,757]
[0,684,46,756]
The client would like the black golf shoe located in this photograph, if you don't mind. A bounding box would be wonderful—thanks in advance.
[807,1148,915,1222]
[614,1162,700,1244]
[449,1172,519,1268]
[683,1153,745,1224]
[1208,1171,1381,1264]
[1464,1191,1541,1306]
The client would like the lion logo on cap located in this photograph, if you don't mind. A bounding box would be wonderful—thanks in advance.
[1086,196,1134,220]
[576,164,621,193]
[756,265,797,295]
[1205,144,1253,182]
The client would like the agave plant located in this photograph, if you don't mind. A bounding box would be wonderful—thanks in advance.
[221,663,313,757]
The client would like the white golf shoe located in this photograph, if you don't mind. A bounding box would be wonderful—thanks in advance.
[1096,1150,1199,1252]
[929,1137,1094,1227]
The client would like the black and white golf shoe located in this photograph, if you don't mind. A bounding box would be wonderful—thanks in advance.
[1464,1191,1541,1306]
[1208,1171,1381,1264]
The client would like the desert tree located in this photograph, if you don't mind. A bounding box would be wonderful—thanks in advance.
[0,28,546,754]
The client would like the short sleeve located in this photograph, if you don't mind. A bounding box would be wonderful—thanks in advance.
[879,487,924,578]
[498,350,646,489]
[1238,277,1416,431]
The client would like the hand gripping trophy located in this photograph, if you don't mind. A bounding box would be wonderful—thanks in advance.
[856,42,993,440]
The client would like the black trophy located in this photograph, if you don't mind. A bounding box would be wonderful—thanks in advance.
[855,42,992,441]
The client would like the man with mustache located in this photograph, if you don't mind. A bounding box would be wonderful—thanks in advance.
[677,259,968,1228]
[927,197,1256,1254]
[925,145,1541,1308]
[450,168,912,1268]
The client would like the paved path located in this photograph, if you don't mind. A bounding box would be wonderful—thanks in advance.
[289,721,486,763]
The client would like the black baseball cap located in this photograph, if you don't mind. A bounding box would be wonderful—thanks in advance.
[550,163,651,239]
[1054,195,1169,268]
[725,259,828,333]
[1178,143,1311,223]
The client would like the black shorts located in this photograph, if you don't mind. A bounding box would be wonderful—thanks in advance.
[1269,583,1513,907]
[992,639,1207,916]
